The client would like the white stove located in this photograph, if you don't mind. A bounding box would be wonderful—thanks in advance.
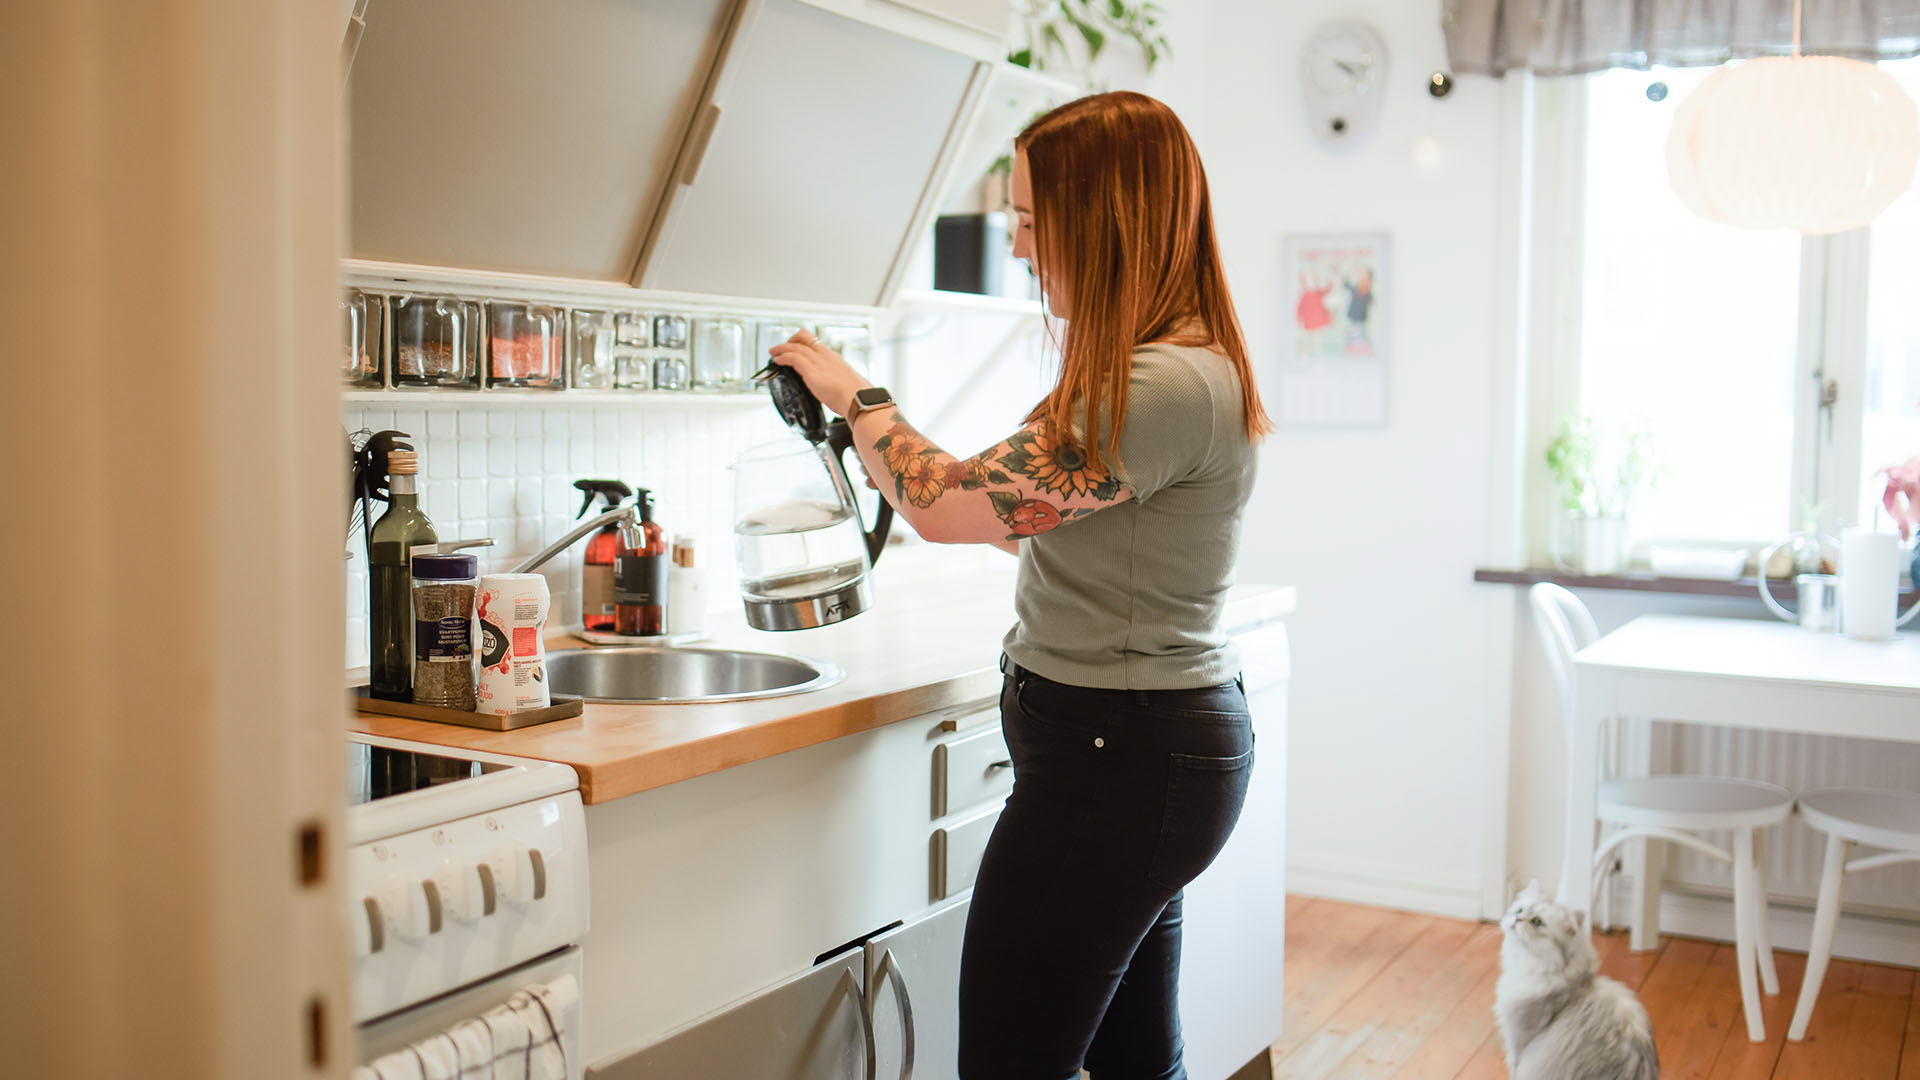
[346,733,590,1077]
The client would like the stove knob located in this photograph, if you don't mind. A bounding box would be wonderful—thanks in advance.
[431,861,486,924]
[483,846,547,908]
[353,896,384,957]
[381,881,433,943]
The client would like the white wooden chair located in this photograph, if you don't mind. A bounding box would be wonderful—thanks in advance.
[1530,583,1793,1042]
[1787,788,1920,1041]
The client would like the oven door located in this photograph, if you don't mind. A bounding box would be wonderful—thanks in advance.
[358,946,584,1080]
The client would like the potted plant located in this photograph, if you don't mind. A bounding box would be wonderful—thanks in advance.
[1545,416,1657,575]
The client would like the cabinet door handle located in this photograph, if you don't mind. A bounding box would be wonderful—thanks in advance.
[837,966,878,1080]
[874,948,916,1080]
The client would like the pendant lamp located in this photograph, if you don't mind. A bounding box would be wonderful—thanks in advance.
[1666,1,1920,234]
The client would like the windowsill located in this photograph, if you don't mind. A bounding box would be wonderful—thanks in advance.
[1474,566,1920,605]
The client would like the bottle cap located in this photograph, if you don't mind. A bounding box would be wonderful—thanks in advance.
[412,553,478,579]
[387,449,420,476]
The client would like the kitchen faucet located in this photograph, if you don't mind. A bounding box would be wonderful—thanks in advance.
[510,505,636,575]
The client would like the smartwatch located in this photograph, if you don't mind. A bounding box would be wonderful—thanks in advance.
[846,386,894,422]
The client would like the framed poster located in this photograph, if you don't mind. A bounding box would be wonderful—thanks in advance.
[1279,232,1390,428]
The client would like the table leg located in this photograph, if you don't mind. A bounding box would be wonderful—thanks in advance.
[1557,671,1608,917]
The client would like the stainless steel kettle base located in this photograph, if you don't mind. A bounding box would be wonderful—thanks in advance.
[743,578,873,631]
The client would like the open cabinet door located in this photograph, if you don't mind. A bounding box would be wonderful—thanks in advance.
[635,0,989,306]
[348,0,740,281]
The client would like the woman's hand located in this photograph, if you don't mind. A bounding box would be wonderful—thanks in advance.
[766,330,873,419]
[1883,455,1920,539]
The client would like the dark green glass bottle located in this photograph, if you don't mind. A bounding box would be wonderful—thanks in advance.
[368,449,437,700]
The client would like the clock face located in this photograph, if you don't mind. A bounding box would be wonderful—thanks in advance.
[1306,23,1383,97]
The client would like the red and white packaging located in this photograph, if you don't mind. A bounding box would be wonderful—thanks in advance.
[476,573,551,715]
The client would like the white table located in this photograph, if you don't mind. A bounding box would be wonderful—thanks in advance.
[1559,615,1920,916]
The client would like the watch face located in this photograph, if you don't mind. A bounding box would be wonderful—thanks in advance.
[856,388,890,407]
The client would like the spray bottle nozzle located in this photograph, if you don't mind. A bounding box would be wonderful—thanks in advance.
[573,478,635,520]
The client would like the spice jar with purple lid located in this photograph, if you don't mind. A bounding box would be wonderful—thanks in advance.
[411,553,479,710]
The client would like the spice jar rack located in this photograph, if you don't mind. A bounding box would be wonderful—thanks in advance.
[340,283,873,402]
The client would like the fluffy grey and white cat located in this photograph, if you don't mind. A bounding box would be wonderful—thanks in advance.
[1496,883,1659,1080]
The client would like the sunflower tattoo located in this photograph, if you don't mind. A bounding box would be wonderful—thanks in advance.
[998,428,1122,501]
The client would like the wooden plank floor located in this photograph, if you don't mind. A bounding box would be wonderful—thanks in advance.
[1271,897,1919,1079]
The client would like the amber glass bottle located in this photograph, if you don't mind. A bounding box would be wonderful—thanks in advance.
[614,488,667,636]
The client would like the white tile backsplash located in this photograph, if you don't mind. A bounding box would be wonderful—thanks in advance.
[343,399,788,667]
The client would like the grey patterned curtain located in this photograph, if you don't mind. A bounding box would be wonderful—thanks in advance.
[1444,0,1920,77]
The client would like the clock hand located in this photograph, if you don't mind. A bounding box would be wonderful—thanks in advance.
[1335,59,1365,77]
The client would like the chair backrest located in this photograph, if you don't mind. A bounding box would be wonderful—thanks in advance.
[1529,583,1599,739]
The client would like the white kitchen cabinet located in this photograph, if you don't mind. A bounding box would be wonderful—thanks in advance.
[1179,620,1291,1080]
[580,614,1291,1079]
[865,896,972,1080]
[588,947,875,1079]
[635,0,991,306]
[793,0,1010,57]
[347,0,738,281]
[931,723,1012,817]
[580,696,990,1066]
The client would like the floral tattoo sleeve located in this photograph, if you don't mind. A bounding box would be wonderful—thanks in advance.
[872,418,1125,541]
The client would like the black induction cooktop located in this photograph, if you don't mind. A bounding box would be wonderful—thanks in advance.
[346,742,508,806]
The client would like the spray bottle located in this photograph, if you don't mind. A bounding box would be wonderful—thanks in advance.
[573,479,633,632]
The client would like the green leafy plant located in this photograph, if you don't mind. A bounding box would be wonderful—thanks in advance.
[1009,0,1172,75]
[1545,415,1658,518]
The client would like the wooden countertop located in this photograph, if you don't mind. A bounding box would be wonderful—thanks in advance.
[348,545,1296,804]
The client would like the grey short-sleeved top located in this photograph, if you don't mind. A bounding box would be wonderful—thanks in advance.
[1001,342,1258,690]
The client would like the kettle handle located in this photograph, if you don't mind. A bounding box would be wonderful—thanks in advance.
[826,418,893,565]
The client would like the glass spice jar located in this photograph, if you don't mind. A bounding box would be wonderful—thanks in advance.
[614,311,652,347]
[342,289,385,386]
[614,350,653,391]
[411,553,478,710]
[390,294,482,387]
[756,320,808,363]
[488,302,566,388]
[653,353,691,391]
[693,318,747,391]
[571,309,615,390]
[652,314,689,349]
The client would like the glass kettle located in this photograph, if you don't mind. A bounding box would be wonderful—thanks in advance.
[731,366,892,630]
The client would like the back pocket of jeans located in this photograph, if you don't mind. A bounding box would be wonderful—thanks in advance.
[1147,747,1255,892]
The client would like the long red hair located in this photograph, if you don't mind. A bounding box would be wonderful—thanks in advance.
[1016,91,1271,472]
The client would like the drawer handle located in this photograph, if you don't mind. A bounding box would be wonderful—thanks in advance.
[986,759,1012,772]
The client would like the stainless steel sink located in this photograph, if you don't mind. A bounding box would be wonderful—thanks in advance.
[544,646,844,704]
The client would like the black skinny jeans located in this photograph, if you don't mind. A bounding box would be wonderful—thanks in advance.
[956,658,1256,1080]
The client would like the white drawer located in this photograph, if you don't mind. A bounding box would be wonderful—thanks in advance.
[931,725,1012,818]
[931,805,1000,901]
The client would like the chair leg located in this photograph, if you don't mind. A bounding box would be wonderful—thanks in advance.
[1753,831,1780,996]
[1788,833,1851,1042]
[1732,827,1765,1042]
[1630,834,1664,953]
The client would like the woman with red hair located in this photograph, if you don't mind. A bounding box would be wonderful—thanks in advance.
[771,91,1270,1078]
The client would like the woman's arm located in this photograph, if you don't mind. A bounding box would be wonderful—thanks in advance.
[768,333,1131,545]
[847,408,1131,545]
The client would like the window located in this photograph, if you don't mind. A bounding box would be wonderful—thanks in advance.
[1544,62,1920,555]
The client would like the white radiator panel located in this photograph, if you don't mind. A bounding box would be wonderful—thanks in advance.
[1657,723,1920,917]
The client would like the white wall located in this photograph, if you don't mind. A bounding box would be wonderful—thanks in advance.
[1190,0,1510,916]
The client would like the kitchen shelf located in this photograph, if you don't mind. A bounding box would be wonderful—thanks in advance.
[340,389,770,407]
[896,288,1045,317]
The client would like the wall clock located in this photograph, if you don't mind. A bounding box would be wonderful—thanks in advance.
[1302,20,1389,147]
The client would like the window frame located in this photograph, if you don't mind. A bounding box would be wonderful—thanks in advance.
[1524,70,1877,566]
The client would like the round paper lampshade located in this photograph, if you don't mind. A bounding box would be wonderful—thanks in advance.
[1666,56,1920,234]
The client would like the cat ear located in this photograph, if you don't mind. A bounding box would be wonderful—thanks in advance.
[1519,878,1543,901]
[1573,907,1590,933]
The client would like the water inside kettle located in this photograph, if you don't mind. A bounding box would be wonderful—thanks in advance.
[735,497,870,602]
